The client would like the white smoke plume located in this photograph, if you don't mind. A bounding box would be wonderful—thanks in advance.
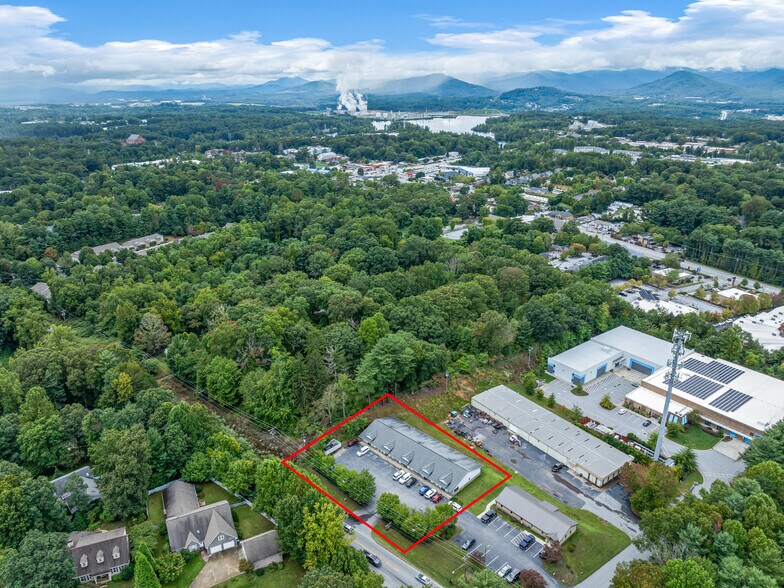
[337,90,367,113]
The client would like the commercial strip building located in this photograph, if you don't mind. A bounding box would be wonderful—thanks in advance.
[636,352,784,443]
[625,386,692,425]
[472,386,633,487]
[494,486,577,543]
[547,326,680,385]
[732,308,784,351]
[359,417,481,494]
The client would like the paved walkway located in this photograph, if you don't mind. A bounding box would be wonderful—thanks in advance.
[190,550,242,588]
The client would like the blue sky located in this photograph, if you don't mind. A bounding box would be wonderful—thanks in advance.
[2,1,784,90]
[36,0,684,50]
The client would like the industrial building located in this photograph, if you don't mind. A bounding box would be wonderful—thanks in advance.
[472,386,633,487]
[494,486,577,543]
[359,417,481,494]
[637,353,784,443]
[547,326,681,385]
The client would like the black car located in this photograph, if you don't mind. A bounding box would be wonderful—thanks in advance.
[643,420,652,427]
[405,477,417,488]
[362,550,382,568]
[480,510,497,524]
[460,537,475,550]
[551,462,564,472]
[518,533,535,550]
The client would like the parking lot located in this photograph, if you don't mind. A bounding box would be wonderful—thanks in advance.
[451,512,556,587]
[334,445,441,513]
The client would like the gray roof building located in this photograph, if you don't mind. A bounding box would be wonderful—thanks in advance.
[52,466,101,512]
[240,530,282,570]
[163,480,201,519]
[494,486,577,543]
[69,527,130,584]
[30,281,51,301]
[359,417,481,494]
[163,481,238,554]
[473,386,633,487]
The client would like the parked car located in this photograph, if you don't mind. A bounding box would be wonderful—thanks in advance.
[618,408,628,415]
[505,568,521,583]
[448,500,461,512]
[431,493,444,503]
[480,510,497,523]
[362,550,382,568]
[497,563,512,578]
[405,477,417,488]
[424,489,437,499]
[518,533,535,550]
[356,445,370,457]
[342,522,355,534]
[393,469,404,480]
[551,462,564,472]
[398,473,412,485]
[419,485,431,496]
[416,573,433,586]
[347,438,359,447]
[460,536,475,550]
[642,420,652,427]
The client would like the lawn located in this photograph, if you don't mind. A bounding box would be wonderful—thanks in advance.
[233,504,275,539]
[146,492,168,555]
[667,426,722,450]
[198,481,239,505]
[165,555,205,588]
[678,469,704,494]
[213,559,305,588]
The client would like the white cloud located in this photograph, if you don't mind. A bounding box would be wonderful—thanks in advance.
[1,1,784,91]
[414,14,493,29]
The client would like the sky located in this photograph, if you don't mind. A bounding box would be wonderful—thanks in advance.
[2,1,784,91]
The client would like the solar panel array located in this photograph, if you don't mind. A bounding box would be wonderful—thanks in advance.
[674,375,723,400]
[709,389,752,413]
[682,358,743,383]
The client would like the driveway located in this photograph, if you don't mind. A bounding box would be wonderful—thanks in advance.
[190,549,241,588]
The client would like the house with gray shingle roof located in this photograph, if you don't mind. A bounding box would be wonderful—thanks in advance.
[163,481,238,554]
[69,527,130,584]
[240,530,282,570]
[52,466,101,513]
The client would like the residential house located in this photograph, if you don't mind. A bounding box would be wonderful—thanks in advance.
[163,481,238,554]
[240,530,282,570]
[52,466,101,513]
[125,134,145,145]
[69,528,130,584]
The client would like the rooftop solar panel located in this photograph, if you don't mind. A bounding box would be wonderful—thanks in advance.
[709,389,752,413]
[682,358,743,384]
[674,375,722,400]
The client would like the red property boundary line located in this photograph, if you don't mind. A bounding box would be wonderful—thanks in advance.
[281,393,512,553]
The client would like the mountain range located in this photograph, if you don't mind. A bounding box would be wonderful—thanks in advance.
[4,69,784,107]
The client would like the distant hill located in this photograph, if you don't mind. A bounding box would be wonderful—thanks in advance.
[624,71,745,101]
[371,74,494,97]
[487,69,669,94]
[496,86,587,110]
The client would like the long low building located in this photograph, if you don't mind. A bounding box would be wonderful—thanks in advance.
[547,326,682,385]
[638,352,784,443]
[473,386,633,487]
[360,417,481,494]
[494,486,577,543]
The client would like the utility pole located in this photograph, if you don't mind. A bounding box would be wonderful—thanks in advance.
[653,330,691,463]
[445,371,450,395]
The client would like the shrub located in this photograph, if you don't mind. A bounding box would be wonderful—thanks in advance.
[238,558,254,574]
[599,394,615,410]
[155,552,185,584]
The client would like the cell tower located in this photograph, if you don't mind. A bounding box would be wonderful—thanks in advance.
[653,329,691,463]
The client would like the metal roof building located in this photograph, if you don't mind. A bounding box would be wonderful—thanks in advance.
[494,486,577,543]
[547,326,681,385]
[472,386,633,487]
[359,417,481,494]
[640,352,784,442]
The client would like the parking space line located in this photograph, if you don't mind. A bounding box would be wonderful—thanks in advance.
[503,527,515,537]
[487,555,498,567]
[469,544,483,555]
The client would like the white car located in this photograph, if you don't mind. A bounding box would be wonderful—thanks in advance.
[618,408,628,415]
[398,473,412,485]
[448,500,461,512]
[356,446,370,457]
[392,469,405,480]
[424,489,436,499]
[416,573,433,586]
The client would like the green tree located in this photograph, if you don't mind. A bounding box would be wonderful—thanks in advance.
[203,356,241,404]
[744,422,784,467]
[611,560,665,588]
[0,369,22,415]
[357,313,390,351]
[133,551,161,588]
[299,501,348,570]
[90,424,151,519]
[673,448,698,477]
[18,387,55,426]
[155,552,185,584]
[459,567,507,587]
[347,469,376,505]
[134,312,172,355]
[0,531,74,588]
[663,558,715,588]
[18,414,66,474]
[355,333,415,400]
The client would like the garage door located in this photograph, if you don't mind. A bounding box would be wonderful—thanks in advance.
[209,545,223,555]
[629,359,654,375]
[597,365,607,377]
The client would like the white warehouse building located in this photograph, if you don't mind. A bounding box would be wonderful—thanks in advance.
[473,386,633,487]
[547,326,683,386]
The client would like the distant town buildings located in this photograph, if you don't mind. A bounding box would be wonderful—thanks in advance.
[124,134,145,145]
